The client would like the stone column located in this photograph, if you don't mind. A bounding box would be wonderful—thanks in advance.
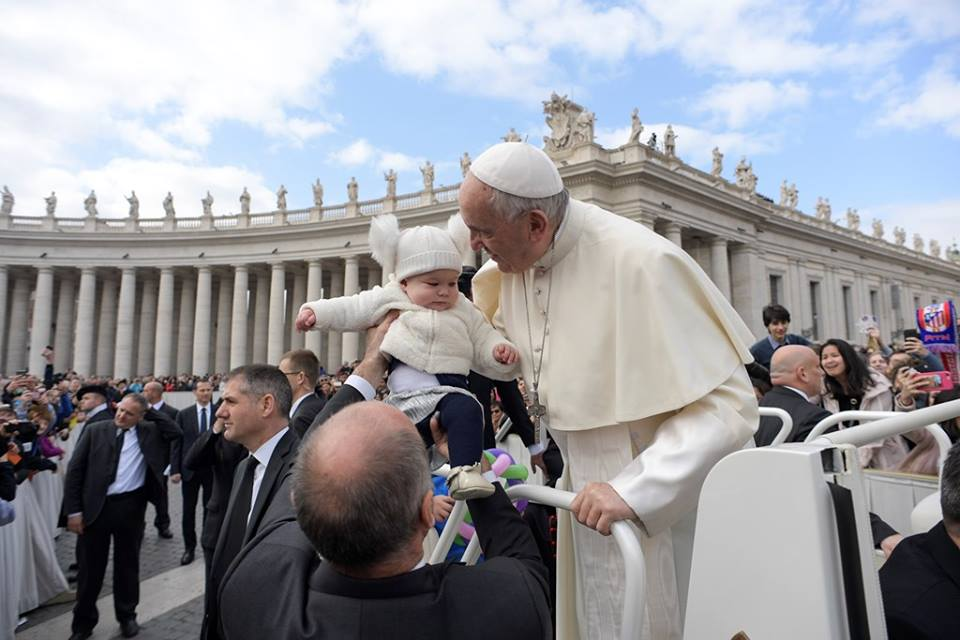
[28,267,55,376]
[366,266,380,291]
[6,273,31,373]
[0,266,7,373]
[73,267,97,376]
[664,222,683,247]
[253,270,270,362]
[154,267,175,376]
[267,263,286,363]
[193,266,213,375]
[787,259,803,323]
[113,267,137,378]
[96,275,118,375]
[53,275,77,372]
[304,260,323,358]
[289,267,307,350]
[709,237,731,300]
[341,256,360,364]
[176,272,196,374]
[136,275,158,376]
[326,267,344,373]
[230,265,249,369]
[729,245,765,337]
[215,272,232,373]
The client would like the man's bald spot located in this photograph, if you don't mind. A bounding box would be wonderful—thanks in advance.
[770,345,819,381]
[144,381,163,393]
[306,402,419,482]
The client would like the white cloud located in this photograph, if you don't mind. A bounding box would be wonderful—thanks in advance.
[595,122,779,171]
[863,198,960,251]
[877,58,960,137]
[328,138,422,172]
[637,0,900,76]
[856,0,960,41]
[695,80,810,129]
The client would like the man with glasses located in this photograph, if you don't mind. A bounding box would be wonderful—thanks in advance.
[279,349,326,439]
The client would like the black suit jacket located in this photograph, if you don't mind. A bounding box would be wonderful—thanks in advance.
[173,403,215,482]
[155,402,179,465]
[184,429,247,550]
[204,427,300,640]
[755,386,833,446]
[304,384,365,439]
[290,393,326,439]
[62,411,181,526]
[219,484,552,640]
[880,522,960,639]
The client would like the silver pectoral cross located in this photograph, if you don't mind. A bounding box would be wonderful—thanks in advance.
[529,390,546,443]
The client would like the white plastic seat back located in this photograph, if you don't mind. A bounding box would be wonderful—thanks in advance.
[756,406,794,446]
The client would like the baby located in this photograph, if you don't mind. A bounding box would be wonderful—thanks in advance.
[295,213,519,499]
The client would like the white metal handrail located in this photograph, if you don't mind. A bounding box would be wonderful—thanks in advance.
[757,407,794,445]
[455,485,645,640]
[812,400,960,461]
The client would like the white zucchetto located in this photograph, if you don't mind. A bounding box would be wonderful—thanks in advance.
[469,142,564,198]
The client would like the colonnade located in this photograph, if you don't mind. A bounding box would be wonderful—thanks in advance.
[0,258,382,379]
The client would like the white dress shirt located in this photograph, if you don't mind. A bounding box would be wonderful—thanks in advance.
[782,385,809,401]
[107,427,146,495]
[195,403,212,432]
[289,393,309,419]
[247,426,289,525]
[151,400,165,411]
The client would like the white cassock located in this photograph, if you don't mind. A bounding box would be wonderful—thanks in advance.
[473,198,759,640]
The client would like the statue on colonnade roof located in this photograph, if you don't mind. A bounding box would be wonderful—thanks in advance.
[239,188,250,215]
[163,191,176,217]
[276,184,287,211]
[126,191,138,218]
[84,190,98,218]
[893,226,906,246]
[384,169,397,198]
[543,92,594,152]
[629,108,643,144]
[45,191,57,216]
[312,179,324,208]
[845,208,860,232]
[710,147,722,177]
[460,152,471,178]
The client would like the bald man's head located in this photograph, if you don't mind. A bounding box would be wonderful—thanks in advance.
[292,402,432,570]
[142,381,164,403]
[770,345,823,398]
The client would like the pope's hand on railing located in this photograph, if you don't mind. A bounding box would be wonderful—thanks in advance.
[570,482,638,536]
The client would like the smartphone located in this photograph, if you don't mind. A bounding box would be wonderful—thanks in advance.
[903,329,919,340]
[915,371,954,392]
[15,369,28,376]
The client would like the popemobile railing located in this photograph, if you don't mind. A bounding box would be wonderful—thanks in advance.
[805,409,954,472]
[756,407,794,446]
[427,481,646,640]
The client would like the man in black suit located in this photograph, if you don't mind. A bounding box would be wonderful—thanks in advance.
[142,381,177,539]
[880,440,960,639]
[171,380,215,565]
[184,412,246,578]
[219,401,552,640]
[202,365,299,640]
[754,345,831,446]
[62,394,181,640]
[279,349,326,439]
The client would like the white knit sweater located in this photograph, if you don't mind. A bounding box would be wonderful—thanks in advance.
[299,281,518,381]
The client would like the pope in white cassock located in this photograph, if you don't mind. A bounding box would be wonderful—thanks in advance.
[463,142,759,640]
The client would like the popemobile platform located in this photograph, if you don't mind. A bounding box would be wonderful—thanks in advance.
[436,399,960,640]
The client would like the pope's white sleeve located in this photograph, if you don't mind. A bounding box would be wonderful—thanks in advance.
[298,286,392,332]
[464,302,518,381]
[607,366,758,537]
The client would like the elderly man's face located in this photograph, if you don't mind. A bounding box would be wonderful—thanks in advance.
[459,176,537,274]
[114,397,145,430]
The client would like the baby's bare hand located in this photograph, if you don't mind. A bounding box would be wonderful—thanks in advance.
[295,308,316,332]
[493,344,519,365]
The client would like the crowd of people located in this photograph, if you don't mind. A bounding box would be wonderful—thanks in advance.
[1,141,958,640]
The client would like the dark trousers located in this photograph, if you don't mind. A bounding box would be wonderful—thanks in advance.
[415,389,483,467]
[149,477,170,531]
[181,472,212,551]
[72,489,147,633]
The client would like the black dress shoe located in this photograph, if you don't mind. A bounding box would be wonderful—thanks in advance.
[180,549,195,565]
[157,528,173,539]
[68,631,91,640]
[119,618,139,637]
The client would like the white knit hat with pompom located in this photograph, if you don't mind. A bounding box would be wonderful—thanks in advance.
[369,213,471,281]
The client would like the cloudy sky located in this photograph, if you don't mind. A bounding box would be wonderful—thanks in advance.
[1,0,958,250]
